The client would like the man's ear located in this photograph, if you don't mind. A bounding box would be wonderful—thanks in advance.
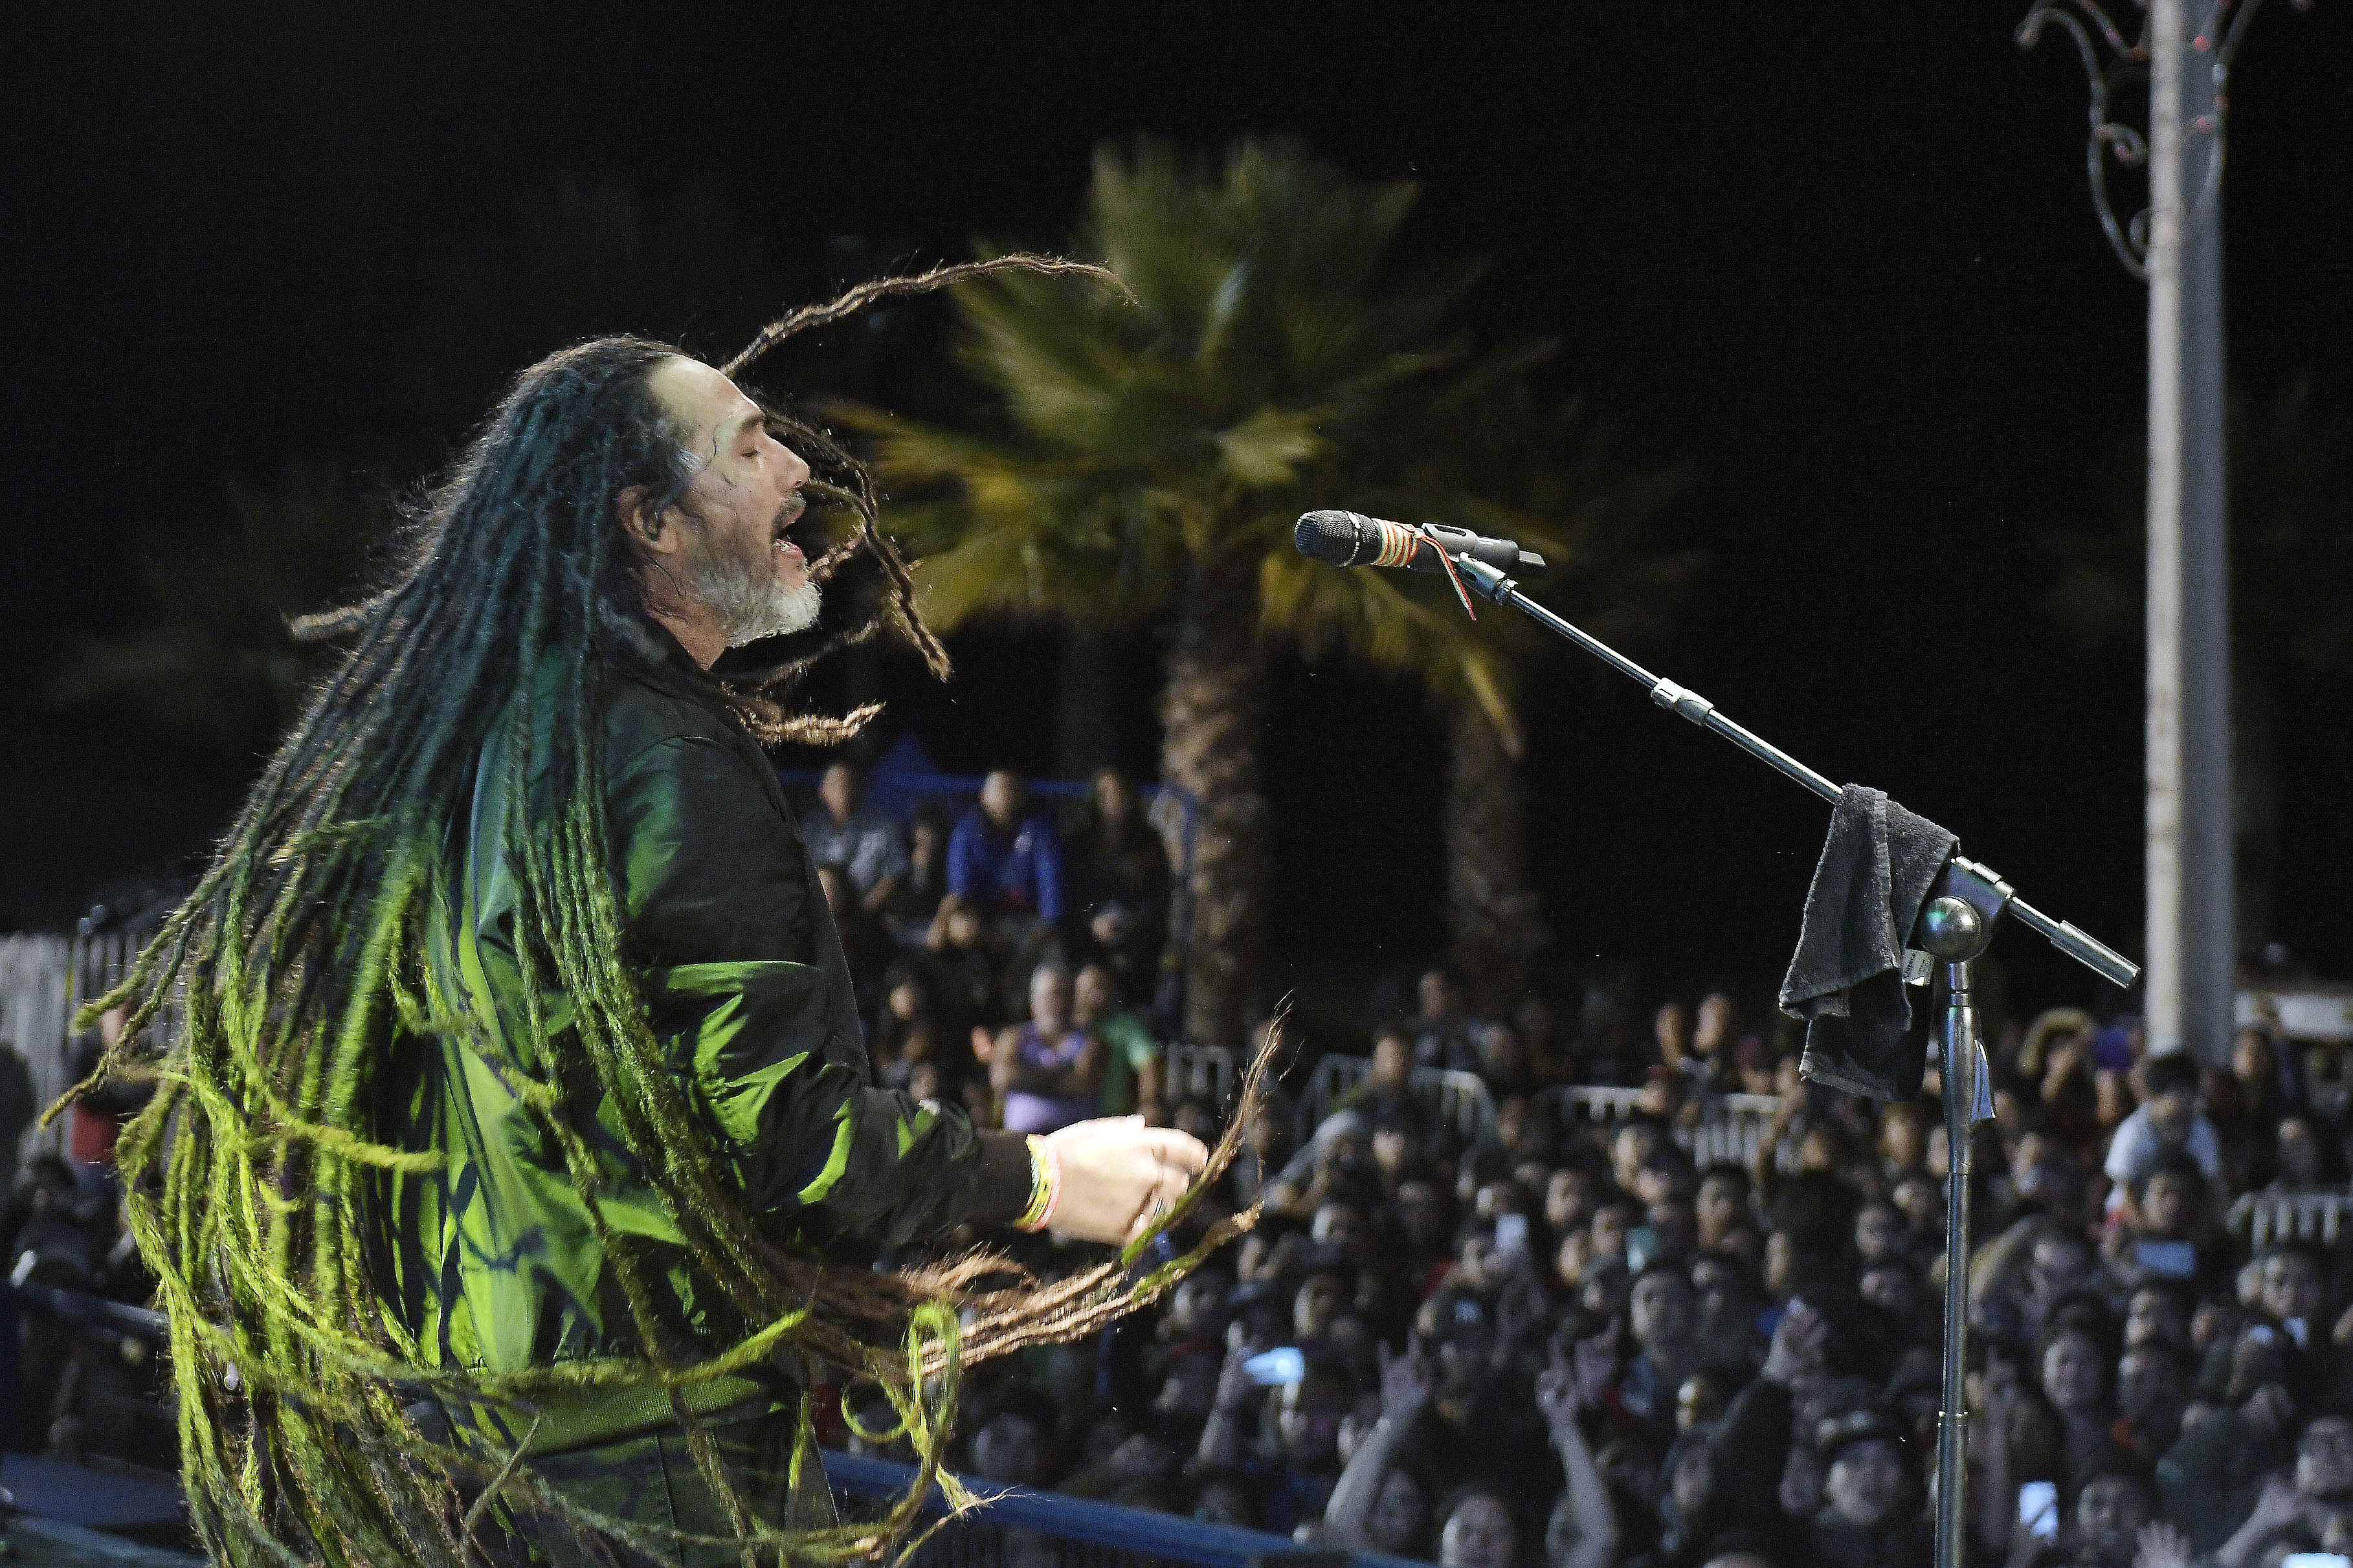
[618,485,681,555]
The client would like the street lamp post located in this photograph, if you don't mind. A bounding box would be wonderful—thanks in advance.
[2018,0,2306,1061]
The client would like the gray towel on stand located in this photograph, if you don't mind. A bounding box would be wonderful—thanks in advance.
[1779,784,1957,1101]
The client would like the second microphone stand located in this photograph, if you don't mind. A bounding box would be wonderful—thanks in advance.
[1444,551,2137,1568]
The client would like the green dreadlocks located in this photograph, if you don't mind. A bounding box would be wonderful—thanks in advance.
[60,258,1262,1567]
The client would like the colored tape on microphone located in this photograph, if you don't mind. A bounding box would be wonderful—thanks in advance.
[1370,516,1420,568]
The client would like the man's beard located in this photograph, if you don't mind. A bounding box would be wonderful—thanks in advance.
[682,527,822,647]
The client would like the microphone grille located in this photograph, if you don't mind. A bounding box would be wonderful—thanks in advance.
[1295,510,1369,564]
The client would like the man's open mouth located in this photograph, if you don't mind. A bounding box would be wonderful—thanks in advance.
[772,492,807,542]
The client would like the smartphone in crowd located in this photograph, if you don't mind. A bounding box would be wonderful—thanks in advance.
[1493,1213,1531,1272]
[2018,1481,2059,1541]
[2281,1556,2352,1568]
[1243,1347,1306,1386]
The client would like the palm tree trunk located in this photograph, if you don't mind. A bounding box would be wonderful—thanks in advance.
[1445,703,1547,1014]
[1159,556,1269,1049]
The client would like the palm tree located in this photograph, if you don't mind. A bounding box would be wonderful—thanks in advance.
[2044,379,2353,954]
[840,137,1690,1039]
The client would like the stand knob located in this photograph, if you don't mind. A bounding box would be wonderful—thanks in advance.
[1917,896,1988,961]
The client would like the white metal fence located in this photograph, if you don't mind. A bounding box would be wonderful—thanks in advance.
[1165,1043,1238,1111]
[1293,1055,1497,1143]
[1539,1084,1789,1171]
[1,933,76,1165]
[2228,1189,2353,1249]
[1,915,169,1173]
[1299,1054,1784,1169]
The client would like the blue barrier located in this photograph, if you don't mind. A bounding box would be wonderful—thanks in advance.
[13,1290,1426,1568]
[825,1448,1423,1568]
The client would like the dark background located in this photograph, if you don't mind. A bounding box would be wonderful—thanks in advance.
[8,4,2349,1028]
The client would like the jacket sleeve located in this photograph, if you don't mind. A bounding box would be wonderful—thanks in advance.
[607,732,1032,1246]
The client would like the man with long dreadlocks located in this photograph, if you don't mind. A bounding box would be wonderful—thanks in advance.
[69,263,1263,1568]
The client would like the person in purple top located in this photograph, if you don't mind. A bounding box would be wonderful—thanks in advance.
[981,960,1103,1134]
[948,769,1065,925]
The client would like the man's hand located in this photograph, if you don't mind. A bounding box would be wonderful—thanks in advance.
[1972,1354,2020,1463]
[1214,1336,1259,1416]
[1040,1115,1209,1246]
[1536,1341,1583,1432]
[1377,1335,1434,1425]
[2243,1472,2306,1540]
[1762,1301,1829,1387]
[1571,1320,1622,1412]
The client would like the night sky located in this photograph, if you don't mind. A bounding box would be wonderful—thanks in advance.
[10,5,2351,1030]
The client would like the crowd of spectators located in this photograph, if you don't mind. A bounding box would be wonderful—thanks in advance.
[884,952,2353,1568]
[6,759,2353,1568]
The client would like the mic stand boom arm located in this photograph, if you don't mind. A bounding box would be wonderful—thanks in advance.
[1445,553,2139,991]
[1445,551,2136,1568]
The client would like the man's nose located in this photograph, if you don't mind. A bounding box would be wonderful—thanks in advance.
[783,447,812,490]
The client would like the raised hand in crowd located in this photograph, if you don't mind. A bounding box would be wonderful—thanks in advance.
[1534,1340,1583,1432]
[2216,1472,2308,1568]
[1570,1317,1622,1413]
[2134,1519,2192,1568]
[1759,1298,1828,1387]
[1377,1334,1434,1425]
[1537,1338,1620,1568]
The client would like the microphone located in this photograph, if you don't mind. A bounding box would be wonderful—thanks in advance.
[1294,510,1546,578]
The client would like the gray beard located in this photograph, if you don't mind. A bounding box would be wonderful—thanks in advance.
[684,542,822,646]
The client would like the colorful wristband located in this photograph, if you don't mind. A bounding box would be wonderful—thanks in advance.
[1015,1134,1062,1233]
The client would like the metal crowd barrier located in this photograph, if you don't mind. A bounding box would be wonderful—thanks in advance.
[1538,1085,1792,1171]
[1296,1057,1497,1143]
[2228,1189,2353,1249]
[1165,1044,1238,1112]
[1688,1094,1785,1170]
[1541,1085,1643,1126]
[1303,1058,1790,1169]
[1417,1069,1495,1145]
[1304,1054,1370,1126]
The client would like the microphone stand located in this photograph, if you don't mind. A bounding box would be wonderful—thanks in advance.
[1445,552,2137,1568]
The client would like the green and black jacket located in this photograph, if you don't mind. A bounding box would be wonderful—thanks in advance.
[370,638,1032,1446]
